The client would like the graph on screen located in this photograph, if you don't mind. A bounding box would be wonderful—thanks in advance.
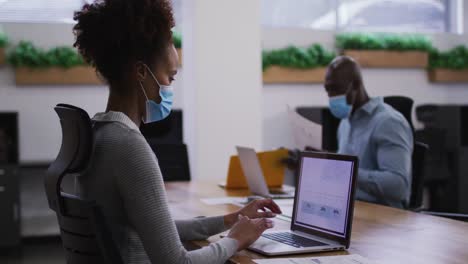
[295,157,353,235]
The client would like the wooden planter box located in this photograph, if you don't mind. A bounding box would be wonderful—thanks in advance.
[0,48,5,65]
[263,66,327,84]
[176,48,182,66]
[15,66,102,85]
[343,50,428,68]
[428,68,468,83]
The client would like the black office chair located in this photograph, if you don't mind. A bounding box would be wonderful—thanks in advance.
[383,96,415,132]
[147,142,191,181]
[140,109,183,144]
[44,104,123,264]
[408,139,468,221]
[409,141,428,210]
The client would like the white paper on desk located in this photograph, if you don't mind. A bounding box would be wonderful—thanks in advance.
[200,197,247,205]
[254,254,378,264]
[272,198,294,219]
[287,105,322,150]
[272,198,294,206]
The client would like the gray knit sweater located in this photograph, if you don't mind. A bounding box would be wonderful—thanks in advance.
[76,111,238,264]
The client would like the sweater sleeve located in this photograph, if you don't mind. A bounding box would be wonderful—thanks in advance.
[175,216,228,241]
[115,130,238,264]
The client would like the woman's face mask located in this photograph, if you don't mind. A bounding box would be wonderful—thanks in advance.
[139,64,174,123]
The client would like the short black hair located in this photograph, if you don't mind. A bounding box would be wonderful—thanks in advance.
[73,0,175,86]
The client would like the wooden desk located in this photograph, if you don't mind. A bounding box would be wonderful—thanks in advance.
[165,181,468,264]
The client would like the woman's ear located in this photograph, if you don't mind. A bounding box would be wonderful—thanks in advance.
[135,61,147,82]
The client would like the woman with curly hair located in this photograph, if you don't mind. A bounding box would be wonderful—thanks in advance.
[73,0,281,263]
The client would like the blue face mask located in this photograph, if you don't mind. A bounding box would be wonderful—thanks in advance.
[329,95,352,119]
[139,64,174,124]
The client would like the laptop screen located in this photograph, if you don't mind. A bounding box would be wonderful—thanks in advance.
[293,155,355,238]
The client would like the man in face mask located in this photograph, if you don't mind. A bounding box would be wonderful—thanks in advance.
[324,56,413,209]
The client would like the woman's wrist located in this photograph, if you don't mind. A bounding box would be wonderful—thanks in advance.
[224,211,240,228]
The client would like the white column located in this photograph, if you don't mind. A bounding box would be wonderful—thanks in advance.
[463,0,467,34]
[182,0,263,180]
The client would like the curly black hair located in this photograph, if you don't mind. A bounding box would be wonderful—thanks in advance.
[73,0,175,86]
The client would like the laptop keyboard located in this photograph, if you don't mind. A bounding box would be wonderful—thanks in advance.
[262,232,327,248]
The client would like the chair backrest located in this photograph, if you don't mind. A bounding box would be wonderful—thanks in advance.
[409,141,429,209]
[44,104,123,264]
[383,96,415,132]
[147,142,191,181]
[295,107,340,152]
[140,109,183,144]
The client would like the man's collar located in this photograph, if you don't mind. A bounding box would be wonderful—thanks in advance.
[352,97,382,118]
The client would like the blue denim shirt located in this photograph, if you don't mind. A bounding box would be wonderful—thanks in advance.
[337,97,413,208]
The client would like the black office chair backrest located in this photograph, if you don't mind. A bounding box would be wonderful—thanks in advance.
[383,96,415,132]
[147,142,191,181]
[295,107,340,152]
[140,109,183,144]
[409,141,429,209]
[44,104,123,264]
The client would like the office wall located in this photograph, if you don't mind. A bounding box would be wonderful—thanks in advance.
[0,23,184,163]
[464,1,468,33]
[1,4,468,176]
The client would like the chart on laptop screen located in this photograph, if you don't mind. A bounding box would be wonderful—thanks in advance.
[295,157,353,236]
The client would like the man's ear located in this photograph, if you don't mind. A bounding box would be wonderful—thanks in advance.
[135,61,147,82]
[346,80,359,105]
[350,80,360,91]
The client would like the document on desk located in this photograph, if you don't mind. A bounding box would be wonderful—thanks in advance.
[273,198,294,219]
[287,105,322,150]
[253,254,378,264]
[200,197,248,205]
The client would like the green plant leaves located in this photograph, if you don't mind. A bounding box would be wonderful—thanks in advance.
[429,46,468,70]
[7,41,85,68]
[172,31,182,49]
[262,44,335,71]
[0,32,8,48]
[45,47,85,68]
[6,33,466,71]
[263,33,434,71]
[336,33,432,51]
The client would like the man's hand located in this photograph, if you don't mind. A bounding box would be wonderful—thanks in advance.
[305,145,321,152]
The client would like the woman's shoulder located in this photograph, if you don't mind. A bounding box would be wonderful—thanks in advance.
[93,121,154,160]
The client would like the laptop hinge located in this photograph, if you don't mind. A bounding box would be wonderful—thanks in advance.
[292,230,343,246]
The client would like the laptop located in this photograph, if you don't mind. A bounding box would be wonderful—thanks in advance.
[248,151,359,256]
[236,146,294,199]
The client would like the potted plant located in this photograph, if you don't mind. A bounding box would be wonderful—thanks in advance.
[0,32,8,65]
[7,41,101,85]
[428,46,468,83]
[262,44,335,84]
[336,33,432,68]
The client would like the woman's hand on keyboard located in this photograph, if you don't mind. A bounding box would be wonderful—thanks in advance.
[224,198,281,228]
[227,214,274,251]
